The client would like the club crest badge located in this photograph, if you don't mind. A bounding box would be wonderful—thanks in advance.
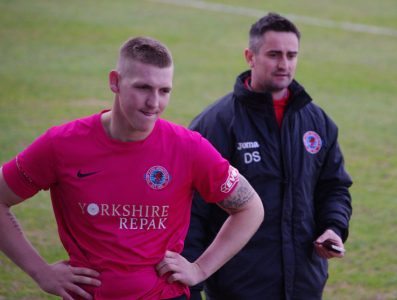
[145,166,171,190]
[303,131,322,154]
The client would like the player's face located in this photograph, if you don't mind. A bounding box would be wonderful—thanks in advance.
[111,60,173,140]
[246,31,299,97]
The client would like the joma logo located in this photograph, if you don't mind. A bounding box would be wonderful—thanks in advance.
[237,141,260,151]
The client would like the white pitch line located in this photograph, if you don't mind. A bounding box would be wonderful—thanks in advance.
[151,0,397,38]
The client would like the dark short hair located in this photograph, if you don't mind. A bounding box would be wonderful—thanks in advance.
[249,12,301,53]
[119,36,173,68]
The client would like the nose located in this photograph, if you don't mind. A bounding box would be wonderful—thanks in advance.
[146,91,160,109]
[277,56,288,69]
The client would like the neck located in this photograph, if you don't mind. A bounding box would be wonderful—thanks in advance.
[248,76,289,100]
[101,109,150,142]
[272,89,289,101]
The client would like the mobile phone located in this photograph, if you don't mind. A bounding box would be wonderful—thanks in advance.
[315,240,345,254]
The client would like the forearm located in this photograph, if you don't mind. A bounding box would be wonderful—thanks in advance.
[194,192,263,279]
[0,203,49,282]
[156,174,263,287]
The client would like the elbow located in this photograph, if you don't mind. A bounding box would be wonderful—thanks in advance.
[255,194,265,223]
[246,192,264,227]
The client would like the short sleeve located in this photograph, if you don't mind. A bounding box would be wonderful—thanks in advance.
[191,133,239,203]
[2,130,57,199]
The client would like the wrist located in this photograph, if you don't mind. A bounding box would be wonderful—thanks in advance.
[326,226,342,239]
[27,260,51,285]
[192,261,208,284]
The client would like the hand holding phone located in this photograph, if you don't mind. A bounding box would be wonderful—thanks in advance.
[314,239,345,254]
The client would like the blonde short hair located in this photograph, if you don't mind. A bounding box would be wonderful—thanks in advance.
[118,36,173,69]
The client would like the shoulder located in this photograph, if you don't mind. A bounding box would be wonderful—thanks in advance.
[306,102,338,129]
[46,113,99,139]
[289,80,338,131]
[190,92,235,131]
[157,119,219,159]
[289,81,339,139]
[157,118,203,142]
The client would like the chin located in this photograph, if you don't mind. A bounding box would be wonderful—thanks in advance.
[274,83,290,91]
[269,86,287,93]
[139,123,156,133]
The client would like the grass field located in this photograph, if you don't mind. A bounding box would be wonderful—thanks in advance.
[0,0,396,299]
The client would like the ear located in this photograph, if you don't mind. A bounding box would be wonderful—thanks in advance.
[244,48,254,68]
[109,70,120,93]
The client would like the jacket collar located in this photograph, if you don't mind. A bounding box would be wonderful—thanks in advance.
[234,70,312,112]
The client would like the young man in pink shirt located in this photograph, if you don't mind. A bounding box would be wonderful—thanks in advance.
[0,37,264,300]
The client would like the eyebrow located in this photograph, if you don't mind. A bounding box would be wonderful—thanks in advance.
[266,49,299,54]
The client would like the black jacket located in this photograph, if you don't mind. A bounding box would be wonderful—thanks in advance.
[183,71,352,300]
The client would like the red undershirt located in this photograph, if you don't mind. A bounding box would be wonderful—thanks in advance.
[244,77,290,128]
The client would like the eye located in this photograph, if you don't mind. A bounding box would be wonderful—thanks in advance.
[160,88,172,94]
[266,51,283,59]
[133,84,151,92]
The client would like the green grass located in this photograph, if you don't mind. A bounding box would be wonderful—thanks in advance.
[0,0,396,299]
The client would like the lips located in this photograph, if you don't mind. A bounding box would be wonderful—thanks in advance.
[274,73,289,77]
[273,74,290,82]
[141,111,157,117]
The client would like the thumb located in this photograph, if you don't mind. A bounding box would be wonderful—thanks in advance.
[315,234,328,244]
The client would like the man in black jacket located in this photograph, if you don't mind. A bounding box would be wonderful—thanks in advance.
[183,12,352,300]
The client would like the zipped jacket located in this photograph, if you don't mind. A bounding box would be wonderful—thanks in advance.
[183,70,353,300]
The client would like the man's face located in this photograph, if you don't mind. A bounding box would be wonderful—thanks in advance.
[246,31,299,94]
[112,60,173,140]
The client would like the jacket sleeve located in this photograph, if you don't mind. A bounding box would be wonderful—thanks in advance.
[314,128,353,242]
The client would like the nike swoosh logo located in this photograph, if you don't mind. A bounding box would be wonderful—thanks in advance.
[77,170,100,178]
